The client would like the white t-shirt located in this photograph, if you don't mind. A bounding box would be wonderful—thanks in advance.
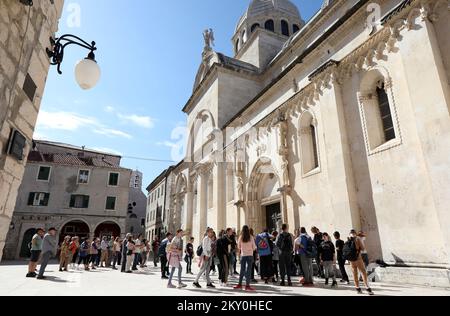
[134,239,142,254]
[294,237,302,255]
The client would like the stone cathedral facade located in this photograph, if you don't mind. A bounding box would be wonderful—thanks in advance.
[155,0,450,285]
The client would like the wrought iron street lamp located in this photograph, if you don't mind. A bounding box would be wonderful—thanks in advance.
[46,34,101,90]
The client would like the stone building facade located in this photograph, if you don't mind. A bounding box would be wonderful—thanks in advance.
[156,0,450,286]
[126,170,147,236]
[3,140,132,260]
[0,0,64,261]
[145,166,176,241]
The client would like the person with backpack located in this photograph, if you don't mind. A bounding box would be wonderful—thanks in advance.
[344,230,374,295]
[234,225,257,291]
[256,228,274,284]
[311,226,324,278]
[158,232,173,279]
[78,238,91,271]
[333,231,349,284]
[26,228,44,278]
[296,227,315,286]
[276,224,294,286]
[319,233,338,288]
[193,228,215,289]
[185,237,195,274]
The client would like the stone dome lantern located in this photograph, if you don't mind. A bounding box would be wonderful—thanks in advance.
[233,0,305,56]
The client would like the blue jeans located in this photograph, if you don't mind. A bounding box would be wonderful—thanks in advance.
[239,256,254,286]
[169,266,182,285]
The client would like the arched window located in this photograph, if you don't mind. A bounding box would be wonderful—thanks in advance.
[235,38,240,53]
[265,19,274,32]
[300,112,320,174]
[281,20,289,36]
[376,82,396,142]
[359,69,400,153]
[251,23,260,32]
[242,29,247,43]
[293,24,300,33]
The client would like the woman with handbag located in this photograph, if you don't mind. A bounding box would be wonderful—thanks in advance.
[167,229,187,289]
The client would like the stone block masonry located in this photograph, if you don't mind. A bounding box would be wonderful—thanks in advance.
[0,0,64,261]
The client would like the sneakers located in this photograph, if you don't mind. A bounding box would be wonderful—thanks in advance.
[331,281,338,288]
[356,288,363,294]
[245,286,256,292]
[207,283,216,288]
[233,284,243,290]
[167,283,176,289]
[177,283,188,289]
[193,282,202,288]
[367,288,375,296]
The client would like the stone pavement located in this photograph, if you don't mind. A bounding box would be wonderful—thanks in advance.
[0,261,449,296]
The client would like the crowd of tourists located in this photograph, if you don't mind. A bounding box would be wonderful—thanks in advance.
[25,224,374,295]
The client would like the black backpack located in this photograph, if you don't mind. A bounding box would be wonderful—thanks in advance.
[280,233,293,253]
[306,238,318,259]
[343,238,359,261]
[196,245,203,257]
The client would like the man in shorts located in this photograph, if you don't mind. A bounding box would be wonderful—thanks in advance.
[26,228,45,278]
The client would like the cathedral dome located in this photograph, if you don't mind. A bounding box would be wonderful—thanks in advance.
[234,0,304,55]
[236,0,302,32]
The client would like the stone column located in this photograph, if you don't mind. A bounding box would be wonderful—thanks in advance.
[184,180,194,238]
[213,162,226,230]
[196,167,208,240]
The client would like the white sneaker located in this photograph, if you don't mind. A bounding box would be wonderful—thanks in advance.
[177,283,188,289]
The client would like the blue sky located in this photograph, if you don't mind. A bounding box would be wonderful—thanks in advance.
[36,0,323,188]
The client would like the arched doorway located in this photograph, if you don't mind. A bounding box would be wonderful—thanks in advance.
[59,220,90,243]
[247,158,282,232]
[19,228,36,258]
[95,222,121,239]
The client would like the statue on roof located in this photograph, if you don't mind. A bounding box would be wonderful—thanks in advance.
[203,28,215,50]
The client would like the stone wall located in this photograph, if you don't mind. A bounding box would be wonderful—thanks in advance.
[0,0,64,261]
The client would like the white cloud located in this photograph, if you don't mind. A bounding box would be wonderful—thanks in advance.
[37,111,97,131]
[36,110,133,139]
[93,128,132,139]
[117,114,154,129]
[104,106,115,113]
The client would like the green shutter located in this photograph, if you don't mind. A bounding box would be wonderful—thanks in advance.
[83,196,90,208]
[43,193,50,206]
[69,195,75,208]
[28,193,35,206]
